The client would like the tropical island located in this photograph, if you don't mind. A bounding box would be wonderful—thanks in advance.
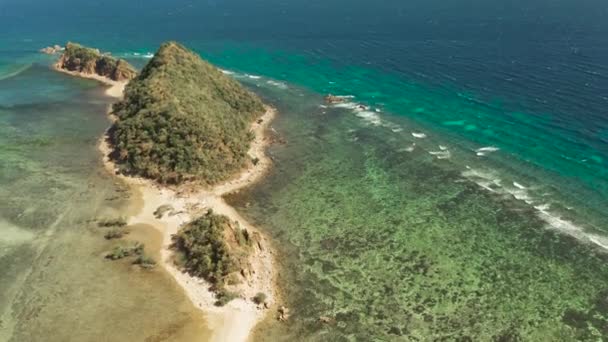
[53,41,278,341]
[56,42,136,82]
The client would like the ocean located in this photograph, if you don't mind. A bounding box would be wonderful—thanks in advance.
[1,0,608,340]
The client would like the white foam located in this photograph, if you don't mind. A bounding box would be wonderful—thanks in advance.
[391,127,404,133]
[476,146,500,156]
[513,182,526,190]
[266,80,288,89]
[398,144,416,153]
[412,133,427,139]
[246,74,261,79]
[355,111,382,126]
[439,145,448,151]
[429,150,451,159]
[220,69,235,75]
[463,168,608,252]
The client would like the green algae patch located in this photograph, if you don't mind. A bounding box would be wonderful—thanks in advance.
[228,96,608,341]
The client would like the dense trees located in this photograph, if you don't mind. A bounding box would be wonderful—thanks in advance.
[111,41,265,184]
[58,42,136,81]
[172,210,245,286]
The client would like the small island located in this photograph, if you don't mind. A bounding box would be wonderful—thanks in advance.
[110,41,265,184]
[56,42,136,82]
[52,41,278,341]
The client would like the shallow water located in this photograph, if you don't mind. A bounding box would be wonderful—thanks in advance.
[1,0,608,339]
[0,64,210,341]
[229,84,608,340]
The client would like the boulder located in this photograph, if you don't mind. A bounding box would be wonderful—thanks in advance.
[324,94,345,104]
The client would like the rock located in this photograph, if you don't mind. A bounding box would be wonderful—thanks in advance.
[278,306,290,322]
[40,45,63,55]
[324,94,345,104]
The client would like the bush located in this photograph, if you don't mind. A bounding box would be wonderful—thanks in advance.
[104,228,127,240]
[105,242,144,260]
[98,217,127,227]
[214,288,239,307]
[111,41,265,185]
[133,254,157,269]
[253,292,267,305]
[171,210,239,285]
[154,204,174,219]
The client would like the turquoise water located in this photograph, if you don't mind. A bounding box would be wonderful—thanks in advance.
[2,0,608,340]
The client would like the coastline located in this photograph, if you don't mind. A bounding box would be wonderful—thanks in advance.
[59,66,279,341]
[53,64,126,98]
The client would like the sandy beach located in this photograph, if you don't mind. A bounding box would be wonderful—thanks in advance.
[59,66,279,341]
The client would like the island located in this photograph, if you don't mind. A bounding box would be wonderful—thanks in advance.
[53,41,278,341]
[56,42,136,81]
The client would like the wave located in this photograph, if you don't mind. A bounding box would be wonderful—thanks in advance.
[120,52,154,59]
[412,132,427,139]
[0,64,32,81]
[463,167,608,252]
[476,146,500,156]
[266,80,288,89]
[355,110,382,126]
[246,74,262,80]
[220,69,235,75]
[397,144,416,153]
[429,150,451,159]
[513,182,527,190]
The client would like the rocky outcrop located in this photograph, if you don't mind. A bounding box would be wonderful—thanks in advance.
[40,45,64,55]
[324,94,346,104]
[55,42,136,82]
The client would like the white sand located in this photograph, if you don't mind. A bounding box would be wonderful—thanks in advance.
[56,61,280,340]
[108,108,278,342]
[52,65,127,98]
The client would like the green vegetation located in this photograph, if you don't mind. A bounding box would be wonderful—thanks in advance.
[171,210,240,285]
[57,42,136,81]
[153,204,174,219]
[214,289,239,307]
[97,217,127,227]
[105,242,144,260]
[133,254,157,269]
[104,228,127,240]
[111,41,265,184]
[253,292,267,305]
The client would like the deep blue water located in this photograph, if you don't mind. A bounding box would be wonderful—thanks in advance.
[2,0,608,339]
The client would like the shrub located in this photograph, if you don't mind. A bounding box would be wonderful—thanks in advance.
[133,254,157,269]
[98,217,127,227]
[105,242,144,260]
[154,204,174,219]
[214,288,239,307]
[104,228,127,240]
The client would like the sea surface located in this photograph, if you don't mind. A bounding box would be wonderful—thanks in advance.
[1,0,608,340]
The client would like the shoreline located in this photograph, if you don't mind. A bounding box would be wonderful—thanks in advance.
[59,66,279,341]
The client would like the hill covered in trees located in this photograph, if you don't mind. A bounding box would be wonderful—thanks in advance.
[110,41,265,184]
[56,42,136,81]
